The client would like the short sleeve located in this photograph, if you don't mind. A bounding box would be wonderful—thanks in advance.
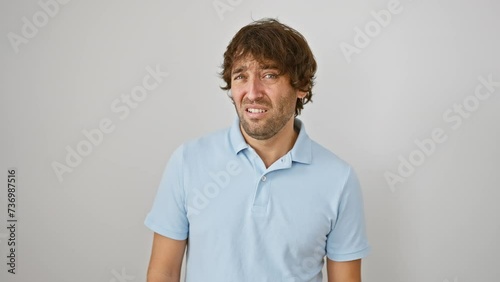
[326,166,371,261]
[144,145,189,240]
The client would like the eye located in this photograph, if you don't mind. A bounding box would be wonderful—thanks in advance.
[263,73,278,79]
[233,74,245,81]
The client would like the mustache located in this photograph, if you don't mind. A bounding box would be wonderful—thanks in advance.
[241,98,271,107]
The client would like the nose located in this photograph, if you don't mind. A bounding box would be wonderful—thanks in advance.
[245,75,265,101]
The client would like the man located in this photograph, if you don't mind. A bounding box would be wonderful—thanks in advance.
[145,18,370,282]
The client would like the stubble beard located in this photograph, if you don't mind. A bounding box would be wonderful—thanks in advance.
[237,96,296,141]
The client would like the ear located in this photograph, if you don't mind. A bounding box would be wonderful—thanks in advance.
[296,90,307,99]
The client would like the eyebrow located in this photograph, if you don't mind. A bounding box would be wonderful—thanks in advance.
[231,66,247,75]
[231,64,280,75]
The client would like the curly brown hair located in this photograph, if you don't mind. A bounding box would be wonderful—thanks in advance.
[220,18,317,116]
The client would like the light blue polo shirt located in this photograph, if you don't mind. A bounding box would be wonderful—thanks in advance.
[144,117,370,282]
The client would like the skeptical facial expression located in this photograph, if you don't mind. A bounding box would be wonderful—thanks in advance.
[230,57,306,140]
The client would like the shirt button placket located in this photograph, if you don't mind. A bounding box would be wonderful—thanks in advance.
[252,174,270,215]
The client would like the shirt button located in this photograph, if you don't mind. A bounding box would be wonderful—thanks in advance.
[261,176,267,182]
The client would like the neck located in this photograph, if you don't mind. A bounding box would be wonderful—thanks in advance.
[241,117,298,168]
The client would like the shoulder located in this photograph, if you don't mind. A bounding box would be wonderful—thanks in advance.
[171,126,231,160]
[186,127,228,148]
[307,139,363,202]
[309,139,352,173]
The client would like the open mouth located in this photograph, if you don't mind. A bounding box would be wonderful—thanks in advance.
[246,108,268,114]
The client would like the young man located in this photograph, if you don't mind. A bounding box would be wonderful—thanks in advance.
[145,18,370,282]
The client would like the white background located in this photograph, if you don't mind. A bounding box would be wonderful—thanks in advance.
[1,0,499,281]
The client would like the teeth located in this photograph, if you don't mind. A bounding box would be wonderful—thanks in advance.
[247,108,267,113]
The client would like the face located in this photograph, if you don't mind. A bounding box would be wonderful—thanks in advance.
[230,56,306,140]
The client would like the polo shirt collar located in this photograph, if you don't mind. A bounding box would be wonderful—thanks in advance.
[229,117,249,154]
[290,118,312,164]
[228,117,312,165]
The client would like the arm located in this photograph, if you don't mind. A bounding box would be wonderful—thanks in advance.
[327,258,362,282]
[147,232,187,282]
